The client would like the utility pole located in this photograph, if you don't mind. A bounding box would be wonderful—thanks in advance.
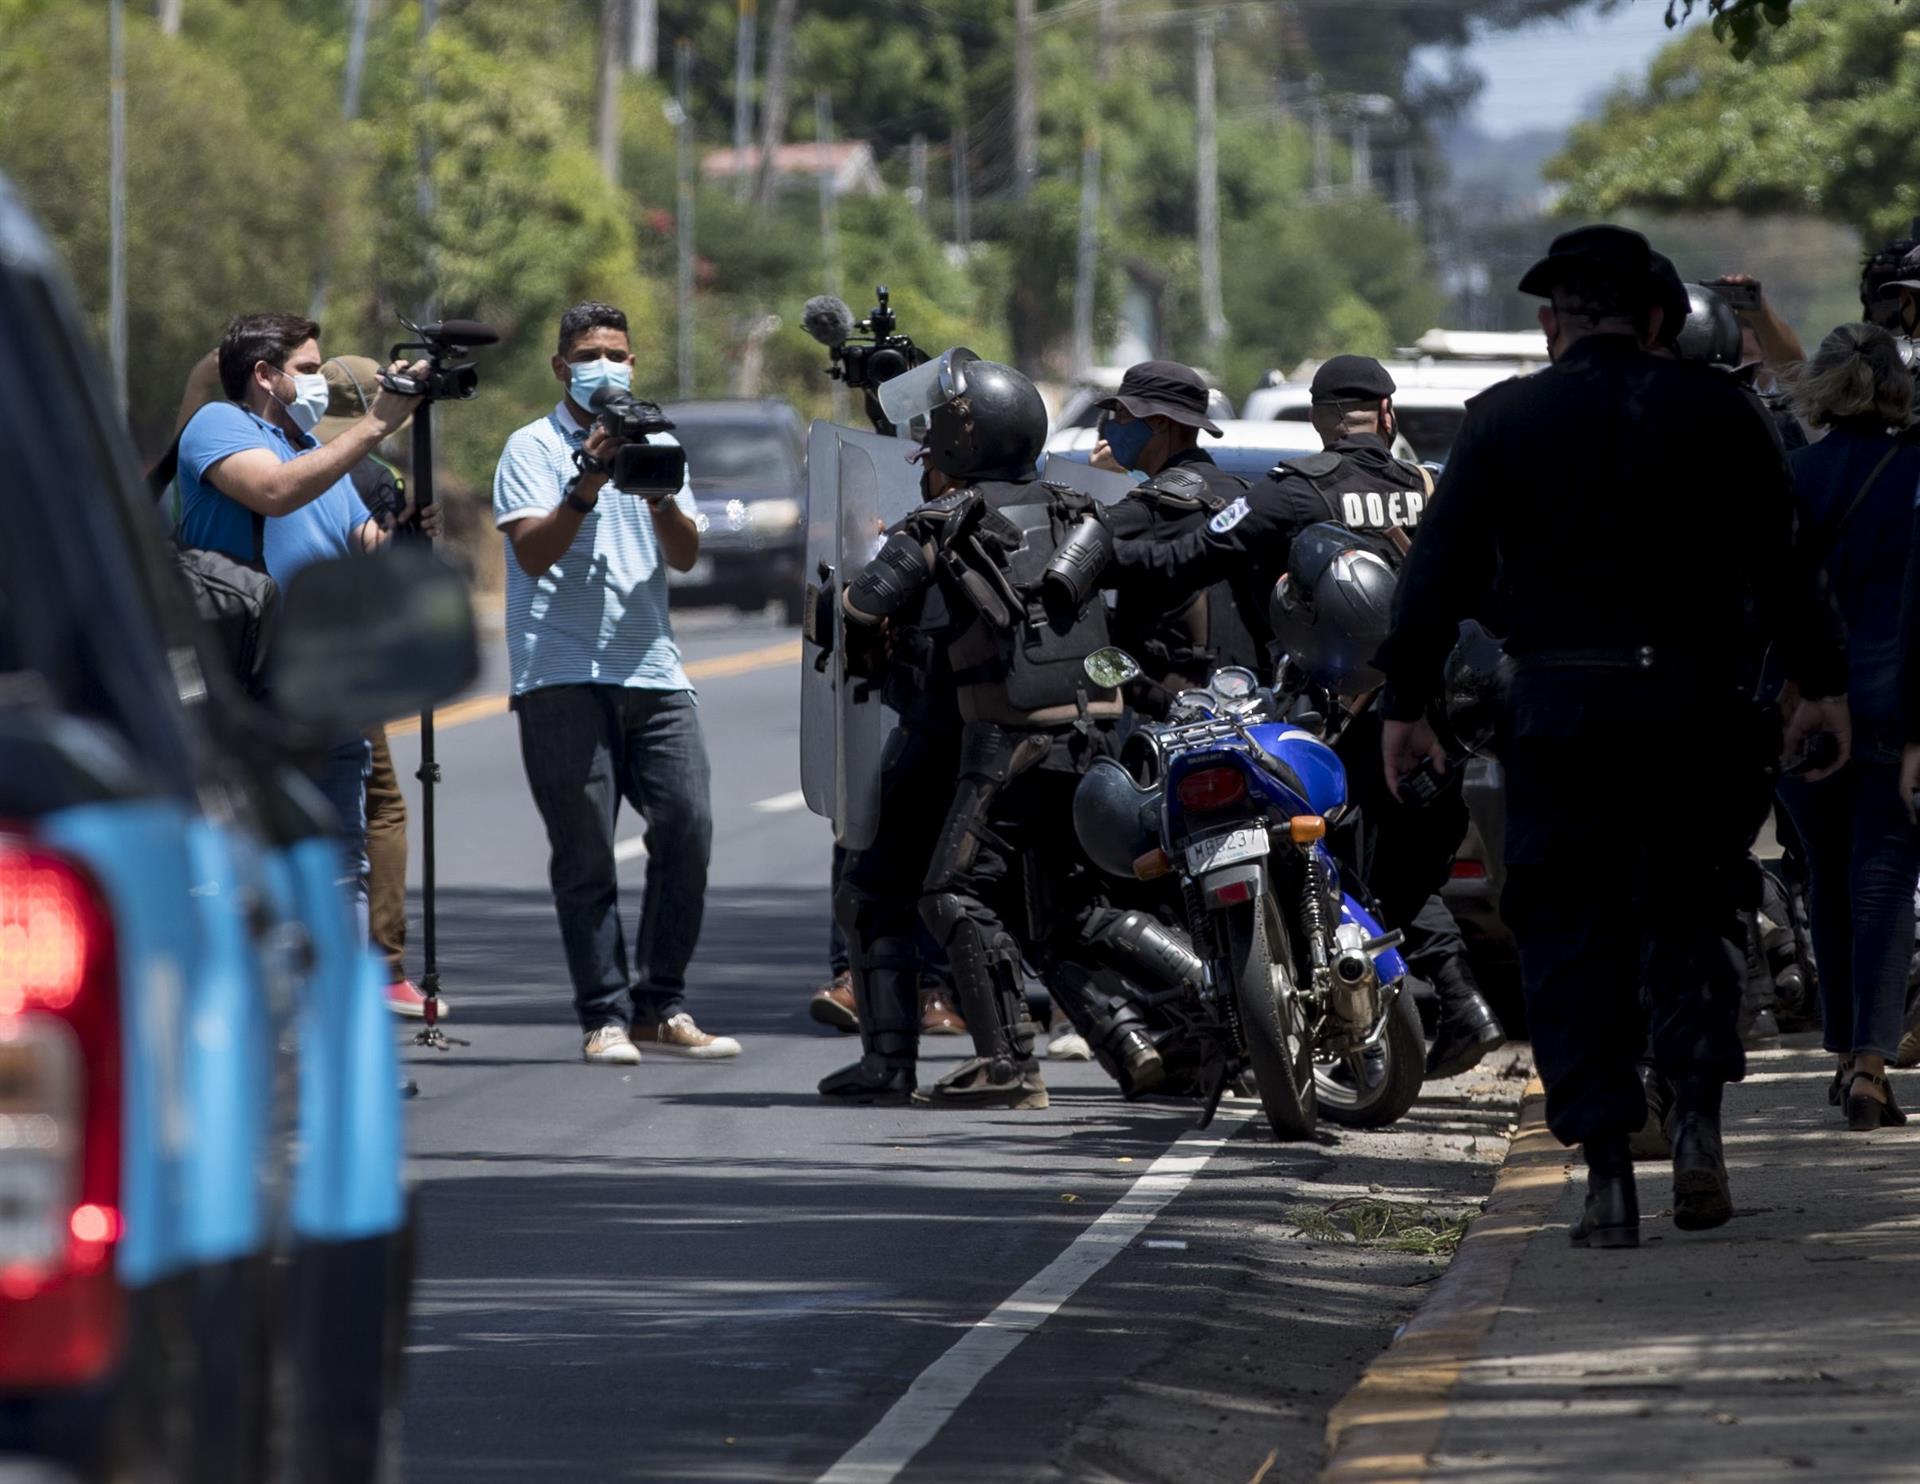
[1349,113,1372,196]
[156,0,181,36]
[752,0,797,209]
[1195,14,1227,356]
[817,89,845,421]
[1310,95,1331,198]
[732,0,757,201]
[1394,145,1417,226]
[311,0,377,321]
[108,0,127,422]
[951,121,972,251]
[909,132,928,222]
[596,0,624,187]
[676,38,695,398]
[417,0,438,321]
[627,0,656,74]
[815,89,840,297]
[1012,0,1036,199]
[1070,0,1114,376]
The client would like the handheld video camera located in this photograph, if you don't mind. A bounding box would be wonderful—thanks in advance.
[381,316,499,400]
[588,386,687,502]
[801,285,928,436]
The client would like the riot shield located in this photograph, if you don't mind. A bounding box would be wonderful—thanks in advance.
[800,421,926,851]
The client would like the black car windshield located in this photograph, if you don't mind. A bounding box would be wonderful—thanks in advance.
[672,422,798,486]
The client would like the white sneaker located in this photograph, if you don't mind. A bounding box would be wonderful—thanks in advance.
[637,1011,741,1059]
[1049,1027,1093,1061]
[583,1025,642,1065]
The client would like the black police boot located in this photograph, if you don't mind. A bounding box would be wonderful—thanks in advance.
[1424,963,1506,1081]
[818,1052,917,1105]
[1569,1134,1639,1249]
[1098,1027,1166,1098]
[1628,1065,1674,1162]
[1670,1078,1733,1232]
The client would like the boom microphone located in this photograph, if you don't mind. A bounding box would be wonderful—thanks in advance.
[802,295,855,349]
[420,318,501,347]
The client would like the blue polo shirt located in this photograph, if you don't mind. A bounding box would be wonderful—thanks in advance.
[176,401,367,577]
[492,401,696,696]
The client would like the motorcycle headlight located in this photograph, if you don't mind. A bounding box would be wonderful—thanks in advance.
[747,497,803,533]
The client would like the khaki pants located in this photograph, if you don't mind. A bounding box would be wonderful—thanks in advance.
[366,725,408,981]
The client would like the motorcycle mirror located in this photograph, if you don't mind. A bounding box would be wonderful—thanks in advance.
[1083,647,1142,689]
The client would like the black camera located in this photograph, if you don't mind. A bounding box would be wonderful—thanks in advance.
[802,285,927,436]
[586,387,686,501]
[591,386,675,441]
[381,316,499,401]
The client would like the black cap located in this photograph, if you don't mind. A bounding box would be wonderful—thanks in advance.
[1095,359,1223,436]
[1310,354,1397,404]
[1646,252,1693,348]
[1884,244,1920,293]
[1517,223,1656,299]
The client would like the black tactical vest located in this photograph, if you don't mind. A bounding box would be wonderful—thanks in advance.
[1273,444,1431,554]
[936,478,1119,717]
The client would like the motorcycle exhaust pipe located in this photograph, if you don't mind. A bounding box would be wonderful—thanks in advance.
[1327,926,1381,1029]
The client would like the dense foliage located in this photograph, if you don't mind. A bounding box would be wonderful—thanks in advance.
[0,0,1458,492]
[1550,5,1920,241]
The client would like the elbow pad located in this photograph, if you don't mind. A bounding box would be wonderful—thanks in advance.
[1042,512,1114,612]
[845,530,932,621]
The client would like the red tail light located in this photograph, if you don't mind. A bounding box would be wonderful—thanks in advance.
[0,841,123,1388]
[1449,859,1488,881]
[1175,766,1248,813]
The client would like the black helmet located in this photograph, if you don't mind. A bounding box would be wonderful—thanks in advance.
[1269,523,1398,696]
[925,360,1048,480]
[1441,619,1512,758]
[1674,284,1743,367]
[1073,757,1161,879]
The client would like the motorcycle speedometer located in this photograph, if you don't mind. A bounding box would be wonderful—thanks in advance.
[1210,666,1258,702]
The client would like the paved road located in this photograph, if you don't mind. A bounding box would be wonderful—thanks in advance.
[388,607,1527,1483]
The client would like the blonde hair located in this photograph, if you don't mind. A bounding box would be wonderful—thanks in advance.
[1791,322,1913,429]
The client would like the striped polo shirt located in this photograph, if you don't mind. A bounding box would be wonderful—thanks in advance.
[493,400,697,696]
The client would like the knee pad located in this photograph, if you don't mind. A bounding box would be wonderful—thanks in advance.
[1092,910,1203,994]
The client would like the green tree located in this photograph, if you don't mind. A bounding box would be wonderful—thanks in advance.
[1548,5,1920,241]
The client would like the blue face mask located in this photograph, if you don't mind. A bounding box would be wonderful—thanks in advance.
[568,356,633,411]
[1102,414,1155,471]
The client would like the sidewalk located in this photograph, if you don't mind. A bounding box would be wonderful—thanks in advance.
[1323,1034,1920,1483]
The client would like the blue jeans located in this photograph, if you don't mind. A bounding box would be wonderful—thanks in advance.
[516,685,713,1032]
[310,737,372,948]
[1778,740,1920,1059]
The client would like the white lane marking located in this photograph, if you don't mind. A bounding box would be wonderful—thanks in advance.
[814,1111,1251,1484]
[752,789,809,813]
[613,836,648,863]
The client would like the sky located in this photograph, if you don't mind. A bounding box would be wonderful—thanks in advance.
[1423,0,1700,138]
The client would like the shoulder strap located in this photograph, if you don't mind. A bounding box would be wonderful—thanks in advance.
[1809,442,1901,565]
[1271,449,1343,481]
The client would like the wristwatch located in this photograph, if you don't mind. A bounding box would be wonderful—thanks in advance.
[563,475,597,515]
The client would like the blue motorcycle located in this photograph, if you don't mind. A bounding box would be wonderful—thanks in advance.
[1074,655,1424,1140]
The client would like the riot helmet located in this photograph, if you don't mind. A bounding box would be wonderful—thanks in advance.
[1673,284,1743,368]
[1072,757,1161,880]
[878,347,1048,481]
[1269,523,1398,696]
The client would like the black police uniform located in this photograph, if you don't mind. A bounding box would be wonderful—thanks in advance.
[1111,413,1499,1072]
[1114,432,1432,661]
[1376,333,1846,1154]
[1105,447,1262,702]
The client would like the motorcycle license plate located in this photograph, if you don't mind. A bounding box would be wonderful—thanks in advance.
[1184,827,1268,876]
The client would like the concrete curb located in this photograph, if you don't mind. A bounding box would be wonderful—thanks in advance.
[1318,1070,1564,1483]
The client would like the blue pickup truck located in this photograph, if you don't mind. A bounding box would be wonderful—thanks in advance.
[0,176,473,1480]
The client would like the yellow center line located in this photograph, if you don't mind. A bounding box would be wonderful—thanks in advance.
[385,638,800,737]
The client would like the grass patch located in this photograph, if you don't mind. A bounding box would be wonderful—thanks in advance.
[1285,1198,1475,1256]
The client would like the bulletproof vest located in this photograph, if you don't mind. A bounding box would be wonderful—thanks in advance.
[936,478,1123,727]
[1272,446,1430,557]
[1119,461,1260,683]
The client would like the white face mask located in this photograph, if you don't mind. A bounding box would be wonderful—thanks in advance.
[268,364,331,433]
